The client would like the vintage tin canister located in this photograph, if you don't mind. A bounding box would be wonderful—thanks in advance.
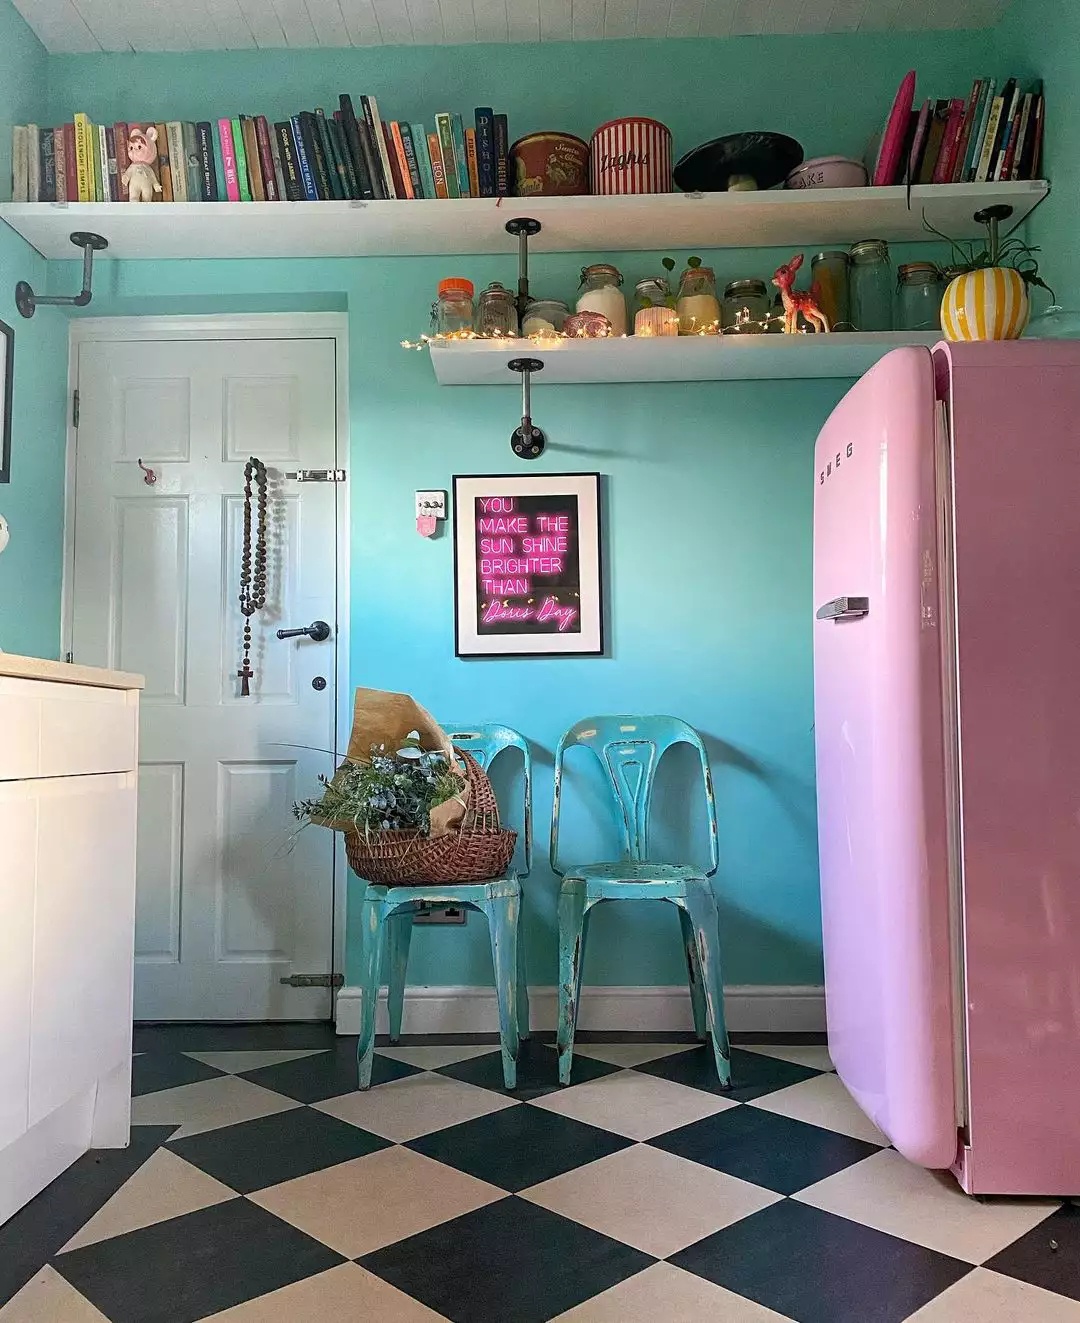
[589,117,673,195]
[510,132,590,196]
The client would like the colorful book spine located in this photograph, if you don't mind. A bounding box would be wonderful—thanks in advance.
[965,78,995,180]
[231,116,252,200]
[1030,91,1045,178]
[464,127,479,197]
[330,115,358,197]
[155,122,172,201]
[290,114,317,200]
[181,121,200,200]
[389,122,415,198]
[26,125,41,202]
[435,113,459,197]
[275,122,302,200]
[240,117,263,200]
[254,115,278,200]
[356,102,384,198]
[412,123,435,198]
[11,125,28,202]
[53,126,66,202]
[950,79,983,183]
[40,126,56,201]
[450,114,470,196]
[299,111,332,199]
[268,122,287,199]
[218,118,241,201]
[195,122,218,199]
[974,92,1005,182]
[474,107,495,196]
[916,100,949,184]
[166,122,187,200]
[339,95,374,199]
[933,99,966,184]
[992,81,1022,180]
[363,95,396,198]
[87,124,100,202]
[313,109,344,199]
[65,122,78,200]
[493,113,509,196]
[73,113,92,202]
[105,124,120,200]
[999,107,1023,181]
[906,100,932,183]
[400,123,424,198]
[428,131,448,198]
[95,124,107,201]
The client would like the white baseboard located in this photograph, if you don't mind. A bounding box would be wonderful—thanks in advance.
[334,984,825,1037]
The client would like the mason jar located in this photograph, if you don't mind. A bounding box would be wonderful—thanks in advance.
[522,299,569,335]
[676,265,720,334]
[850,239,893,332]
[632,277,679,336]
[434,277,475,336]
[810,252,852,331]
[476,282,519,337]
[721,278,770,334]
[896,262,944,332]
[576,264,627,336]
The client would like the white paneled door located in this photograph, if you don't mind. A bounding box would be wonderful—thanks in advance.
[69,333,342,1020]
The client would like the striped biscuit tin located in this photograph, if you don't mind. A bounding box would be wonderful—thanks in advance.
[589,117,672,195]
[941,267,1030,341]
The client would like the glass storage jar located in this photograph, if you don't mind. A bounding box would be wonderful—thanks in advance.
[810,252,852,331]
[632,277,679,336]
[576,264,627,336]
[522,299,569,335]
[676,264,720,334]
[434,277,475,336]
[721,278,771,334]
[476,282,519,337]
[850,239,893,331]
[897,262,944,332]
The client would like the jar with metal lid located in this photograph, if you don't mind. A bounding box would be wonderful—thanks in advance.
[721,278,771,334]
[522,299,570,336]
[434,277,475,336]
[766,292,785,333]
[476,282,519,337]
[810,252,851,331]
[896,262,944,332]
[632,277,679,336]
[576,264,627,336]
[849,239,893,332]
[676,264,720,334]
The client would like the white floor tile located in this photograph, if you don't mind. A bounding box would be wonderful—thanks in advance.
[203,1262,447,1321]
[552,1262,793,1321]
[315,1071,517,1141]
[574,1042,700,1068]
[747,1072,889,1145]
[183,1049,325,1074]
[906,1267,1080,1321]
[795,1148,1061,1264]
[375,1044,504,1070]
[740,1043,834,1071]
[130,1074,300,1139]
[0,1267,109,1322]
[529,1067,737,1141]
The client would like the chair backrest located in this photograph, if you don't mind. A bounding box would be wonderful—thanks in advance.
[550,715,718,875]
[442,722,532,876]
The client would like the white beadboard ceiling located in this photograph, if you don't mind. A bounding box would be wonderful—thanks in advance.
[12,0,1014,53]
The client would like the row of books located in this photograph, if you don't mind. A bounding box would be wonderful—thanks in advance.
[10,98,512,202]
[884,77,1044,187]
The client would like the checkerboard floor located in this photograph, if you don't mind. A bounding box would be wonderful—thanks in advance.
[3,1026,1079,1322]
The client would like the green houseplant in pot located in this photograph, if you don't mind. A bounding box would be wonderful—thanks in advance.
[933,204,1053,341]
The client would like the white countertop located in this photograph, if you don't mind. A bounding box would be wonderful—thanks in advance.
[0,654,144,690]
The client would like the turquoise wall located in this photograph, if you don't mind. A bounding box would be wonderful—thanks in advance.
[0,0,69,660]
[8,15,1033,991]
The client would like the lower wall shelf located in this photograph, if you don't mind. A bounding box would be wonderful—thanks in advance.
[429,331,941,385]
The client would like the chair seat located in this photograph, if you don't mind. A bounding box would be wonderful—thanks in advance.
[562,862,706,885]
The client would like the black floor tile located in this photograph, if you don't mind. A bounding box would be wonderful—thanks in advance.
[0,1126,173,1308]
[986,1204,1080,1300]
[408,1102,633,1191]
[133,1022,339,1053]
[635,1043,822,1100]
[361,1196,653,1323]
[650,1105,880,1195]
[53,1194,343,1323]
[671,1199,971,1323]
[131,1052,226,1096]
[168,1105,390,1193]
[239,1039,420,1102]
[436,1037,620,1101]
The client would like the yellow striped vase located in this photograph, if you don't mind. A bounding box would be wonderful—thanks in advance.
[941,267,1030,341]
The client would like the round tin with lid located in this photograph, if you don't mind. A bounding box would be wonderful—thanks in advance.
[510,132,589,196]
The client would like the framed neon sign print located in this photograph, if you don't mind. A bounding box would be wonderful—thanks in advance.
[453,472,604,658]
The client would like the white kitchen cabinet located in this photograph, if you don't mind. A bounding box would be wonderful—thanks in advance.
[0,656,142,1226]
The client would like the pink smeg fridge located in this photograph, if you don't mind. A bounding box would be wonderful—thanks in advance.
[813,340,1080,1196]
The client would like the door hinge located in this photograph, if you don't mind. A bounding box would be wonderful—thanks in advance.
[284,468,346,483]
[279,972,345,988]
[72,389,80,429]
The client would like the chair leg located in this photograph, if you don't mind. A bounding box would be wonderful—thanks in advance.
[356,890,393,1090]
[557,880,590,1086]
[679,906,709,1041]
[517,904,531,1040]
[386,911,413,1043]
[681,882,731,1087]
[480,887,521,1090]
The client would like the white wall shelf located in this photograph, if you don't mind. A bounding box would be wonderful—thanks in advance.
[0,181,1048,261]
[428,332,941,385]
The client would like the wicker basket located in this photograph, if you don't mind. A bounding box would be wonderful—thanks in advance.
[343,747,517,886]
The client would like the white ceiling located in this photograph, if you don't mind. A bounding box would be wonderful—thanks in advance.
[13,0,1013,54]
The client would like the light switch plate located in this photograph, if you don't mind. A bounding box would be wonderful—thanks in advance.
[416,490,447,520]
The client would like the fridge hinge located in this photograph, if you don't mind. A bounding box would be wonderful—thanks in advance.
[284,468,346,483]
[72,389,80,429]
[278,972,345,988]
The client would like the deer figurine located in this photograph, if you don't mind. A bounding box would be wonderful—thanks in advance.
[772,253,831,334]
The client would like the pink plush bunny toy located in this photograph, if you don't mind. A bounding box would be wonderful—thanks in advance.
[122,126,162,203]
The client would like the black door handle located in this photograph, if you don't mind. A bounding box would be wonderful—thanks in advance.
[276,620,331,642]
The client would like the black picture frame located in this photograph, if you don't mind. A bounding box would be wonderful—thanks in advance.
[453,472,604,659]
[0,319,12,484]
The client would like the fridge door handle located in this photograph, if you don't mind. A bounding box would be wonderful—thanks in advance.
[816,596,870,621]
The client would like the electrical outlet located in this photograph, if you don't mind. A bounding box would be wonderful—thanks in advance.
[415,490,447,521]
[413,902,467,925]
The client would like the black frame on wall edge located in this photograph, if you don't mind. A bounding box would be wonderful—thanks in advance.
[0,319,13,484]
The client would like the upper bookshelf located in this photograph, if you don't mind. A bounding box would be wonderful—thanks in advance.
[0,182,1048,262]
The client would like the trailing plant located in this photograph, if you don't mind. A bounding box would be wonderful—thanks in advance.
[293,735,462,837]
[923,214,1055,300]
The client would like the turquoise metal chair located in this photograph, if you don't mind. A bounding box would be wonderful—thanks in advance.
[354,723,531,1090]
[551,715,730,1087]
